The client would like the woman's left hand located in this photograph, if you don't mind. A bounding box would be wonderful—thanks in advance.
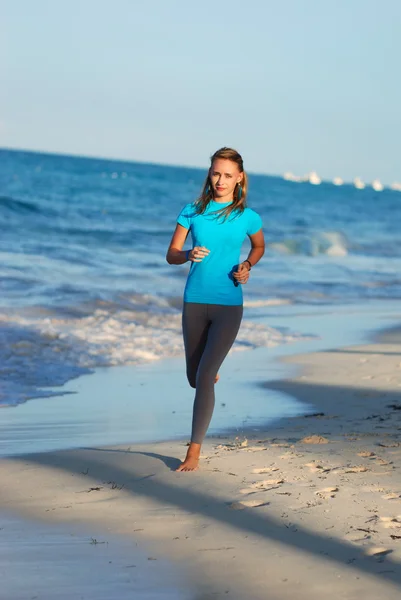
[233,262,250,285]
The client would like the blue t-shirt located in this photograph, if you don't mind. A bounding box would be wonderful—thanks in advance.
[177,200,263,305]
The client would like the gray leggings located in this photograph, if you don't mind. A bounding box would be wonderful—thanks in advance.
[182,302,243,444]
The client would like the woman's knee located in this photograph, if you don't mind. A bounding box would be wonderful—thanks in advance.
[187,369,215,389]
[186,370,197,388]
[196,368,217,389]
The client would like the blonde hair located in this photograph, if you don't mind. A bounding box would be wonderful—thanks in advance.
[194,147,248,220]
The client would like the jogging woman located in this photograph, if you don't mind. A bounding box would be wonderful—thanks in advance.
[166,147,265,471]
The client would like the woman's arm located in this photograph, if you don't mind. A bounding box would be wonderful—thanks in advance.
[166,224,190,264]
[245,228,265,267]
[233,228,265,284]
[166,224,210,265]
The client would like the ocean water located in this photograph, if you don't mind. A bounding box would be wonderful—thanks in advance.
[1,148,400,407]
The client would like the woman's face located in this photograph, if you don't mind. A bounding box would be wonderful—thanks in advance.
[209,158,243,200]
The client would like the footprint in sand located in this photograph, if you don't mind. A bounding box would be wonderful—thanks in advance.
[240,479,284,495]
[362,485,385,493]
[280,452,295,460]
[357,451,376,458]
[229,499,269,510]
[377,441,401,448]
[382,493,401,500]
[305,462,331,473]
[347,532,371,543]
[252,467,279,474]
[375,458,393,466]
[315,486,339,499]
[270,442,291,448]
[380,517,401,529]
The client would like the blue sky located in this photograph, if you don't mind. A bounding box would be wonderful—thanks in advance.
[1,0,400,182]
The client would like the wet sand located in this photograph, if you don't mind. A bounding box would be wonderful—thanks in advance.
[1,325,401,598]
[0,514,190,599]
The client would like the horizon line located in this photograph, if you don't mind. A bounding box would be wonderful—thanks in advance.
[0,144,281,180]
[0,145,398,188]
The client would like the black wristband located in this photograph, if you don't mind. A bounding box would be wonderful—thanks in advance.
[244,259,252,270]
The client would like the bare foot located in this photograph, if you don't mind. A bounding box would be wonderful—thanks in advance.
[215,373,220,384]
[176,442,201,472]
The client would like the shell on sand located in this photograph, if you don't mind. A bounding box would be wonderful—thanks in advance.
[315,486,338,498]
[306,462,331,472]
[229,499,268,510]
[315,486,338,494]
[301,435,329,444]
[252,479,284,487]
[382,492,401,500]
[365,547,392,557]
[344,465,369,473]
[252,467,279,474]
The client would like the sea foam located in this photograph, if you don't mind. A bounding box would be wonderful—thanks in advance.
[0,302,306,407]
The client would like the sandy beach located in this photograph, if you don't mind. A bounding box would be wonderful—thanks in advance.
[3,3,401,597]
[1,318,401,599]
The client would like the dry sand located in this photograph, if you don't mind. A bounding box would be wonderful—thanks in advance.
[1,333,401,598]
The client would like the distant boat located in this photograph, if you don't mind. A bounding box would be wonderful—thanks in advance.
[332,177,343,186]
[371,179,384,192]
[353,177,365,190]
[307,171,321,185]
[283,172,301,182]
[390,182,401,192]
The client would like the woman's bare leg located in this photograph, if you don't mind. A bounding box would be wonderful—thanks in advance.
[176,442,201,472]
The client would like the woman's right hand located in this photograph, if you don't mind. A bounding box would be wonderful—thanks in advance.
[188,246,210,263]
